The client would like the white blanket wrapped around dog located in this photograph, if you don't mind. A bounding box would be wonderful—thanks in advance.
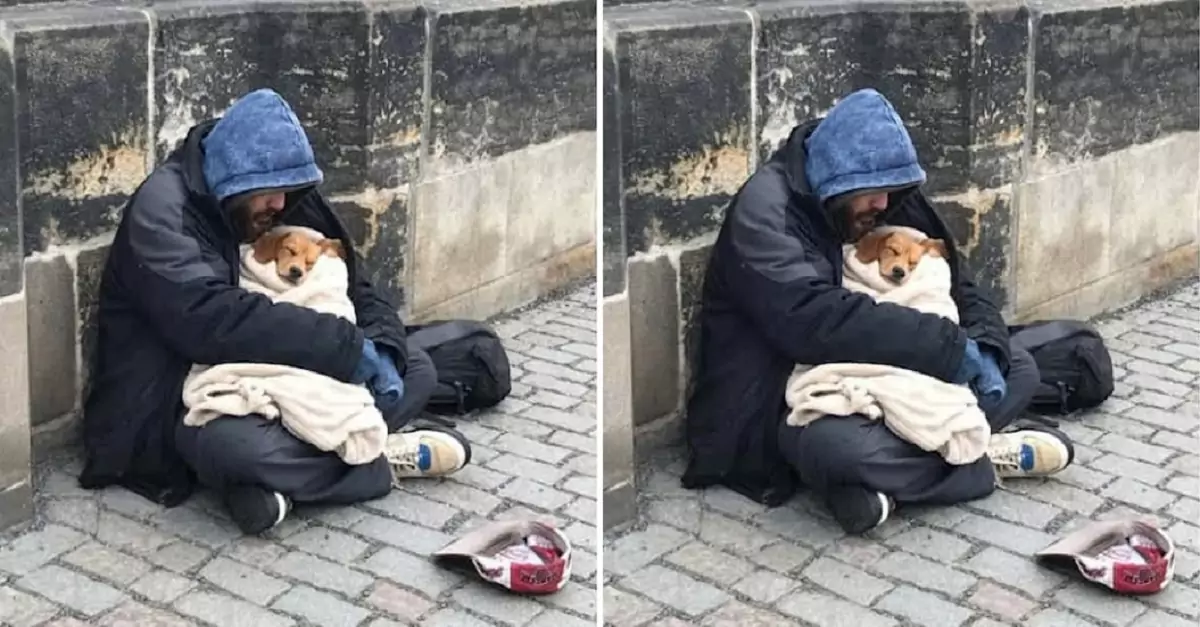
[784,226,990,465]
[181,226,387,465]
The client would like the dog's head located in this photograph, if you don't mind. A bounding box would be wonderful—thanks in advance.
[252,230,345,284]
[854,230,946,284]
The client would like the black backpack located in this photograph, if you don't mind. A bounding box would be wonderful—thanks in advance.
[407,320,512,415]
[1008,319,1115,415]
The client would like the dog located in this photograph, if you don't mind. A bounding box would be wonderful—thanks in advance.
[854,228,947,285]
[252,229,345,284]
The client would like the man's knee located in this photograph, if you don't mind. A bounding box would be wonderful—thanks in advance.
[779,416,871,486]
[1005,345,1041,397]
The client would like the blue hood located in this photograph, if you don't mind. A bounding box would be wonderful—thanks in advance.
[804,88,926,202]
[202,88,324,203]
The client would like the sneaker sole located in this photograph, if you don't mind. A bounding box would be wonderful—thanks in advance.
[1018,423,1075,469]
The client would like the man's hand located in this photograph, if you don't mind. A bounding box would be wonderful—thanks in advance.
[973,348,1007,411]
[372,356,406,409]
[351,338,385,385]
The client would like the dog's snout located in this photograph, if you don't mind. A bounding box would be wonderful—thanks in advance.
[890,267,906,280]
[287,266,303,282]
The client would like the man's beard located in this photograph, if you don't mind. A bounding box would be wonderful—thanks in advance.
[230,203,277,243]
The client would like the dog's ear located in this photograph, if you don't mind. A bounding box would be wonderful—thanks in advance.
[320,239,345,259]
[854,231,889,264]
[252,231,285,264]
[923,238,948,258]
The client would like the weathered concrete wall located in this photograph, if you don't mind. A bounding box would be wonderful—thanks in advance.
[0,0,596,530]
[601,0,1199,525]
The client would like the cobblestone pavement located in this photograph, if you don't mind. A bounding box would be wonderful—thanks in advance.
[0,283,598,627]
[605,281,1199,627]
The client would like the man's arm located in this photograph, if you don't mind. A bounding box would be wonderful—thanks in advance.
[118,189,364,380]
[722,178,968,382]
[887,194,1012,372]
[349,257,410,373]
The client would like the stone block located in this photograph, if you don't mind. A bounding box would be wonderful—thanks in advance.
[602,294,636,529]
[328,191,409,310]
[0,294,32,531]
[1110,133,1199,268]
[965,5,1029,189]
[932,189,1014,309]
[362,0,425,189]
[154,0,371,196]
[1015,157,1115,312]
[754,1,862,160]
[76,244,110,398]
[424,0,597,175]
[602,43,626,297]
[859,5,972,195]
[410,157,512,313]
[627,253,679,425]
[0,47,18,298]
[505,135,597,273]
[1031,0,1200,169]
[10,8,150,254]
[24,254,78,426]
[608,4,753,255]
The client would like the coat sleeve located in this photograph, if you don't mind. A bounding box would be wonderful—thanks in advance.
[349,257,410,373]
[118,189,364,381]
[886,194,1012,373]
[719,177,968,382]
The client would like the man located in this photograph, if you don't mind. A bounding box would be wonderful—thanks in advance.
[681,88,1075,534]
[79,88,471,534]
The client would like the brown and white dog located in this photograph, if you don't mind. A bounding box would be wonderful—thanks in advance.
[252,229,345,285]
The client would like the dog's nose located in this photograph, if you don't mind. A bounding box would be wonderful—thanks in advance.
[891,267,906,280]
[287,267,303,281]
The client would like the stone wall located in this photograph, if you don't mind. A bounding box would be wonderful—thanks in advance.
[0,0,597,530]
[601,0,1199,526]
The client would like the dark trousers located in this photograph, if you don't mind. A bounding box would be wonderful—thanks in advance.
[778,342,1040,506]
[175,341,437,505]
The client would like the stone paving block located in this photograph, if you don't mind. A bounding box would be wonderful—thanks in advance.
[0,585,58,627]
[965,489,1063,529]
[969,581,1038,622]
[360,547,462,598]
[359,491,459,528]
[883,527,973,562]
[953,513,1058,555]
[607,524,691,576]
[62,542,152,586]
[351,514,454,555]
[367,580,434,622]
[16,564,124,617]
[1091,454,1173,485]
[499,477,575,511]
[269,550,374,597]
[1146,582,1200,617]
[1053,583,1149,625]
[451,584,546,625]
[620,565,728,617]
[424,608,493,627]
[145,541,210,574]
[802,556,894,605]
[528,610,592,627]
[198,556,291,605]
[876,585,975,627]
[964,547,1066,597]
[129,569,195,604]
[775,590,897,627]
[95,601,196,627]
[174,590,295,627]
[604,586,662,625]
[0,524,87,575]
[731,570,798,604]
[872,550,977,597]
[665,541,756,586]
[271,585,371,627]
[279,526,368,562]
[1101,477,1176,511]
[96,512,178,556]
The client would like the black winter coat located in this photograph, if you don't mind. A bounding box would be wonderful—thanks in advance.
[680,121,1011,506]
[78,120,408,506]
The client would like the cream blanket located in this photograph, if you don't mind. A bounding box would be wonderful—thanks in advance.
[784,226,990,465]
[181,226,387,465]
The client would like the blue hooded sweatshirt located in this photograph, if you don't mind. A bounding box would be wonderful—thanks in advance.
[201,88,324,202]
[803,88,927,202]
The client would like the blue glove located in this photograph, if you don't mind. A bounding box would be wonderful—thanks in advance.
[952,338,985,385]
[351,338,385,385]
[372,354,406,407]
[973,349,1007,409]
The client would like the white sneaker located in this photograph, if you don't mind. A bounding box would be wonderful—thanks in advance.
[988,426,1073,479]
[385,427,471,484]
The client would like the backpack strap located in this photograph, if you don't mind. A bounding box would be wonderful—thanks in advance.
[1011,320,1093,352]
[407,320,494,352]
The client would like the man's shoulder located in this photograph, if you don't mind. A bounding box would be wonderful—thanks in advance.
[125,162,190,216]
